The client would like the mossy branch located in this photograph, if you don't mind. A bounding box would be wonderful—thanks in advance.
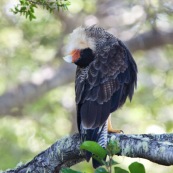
[3,133,173,173]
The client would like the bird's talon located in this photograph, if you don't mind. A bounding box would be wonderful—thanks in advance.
[120,130,124,134]
[108,128,124,134]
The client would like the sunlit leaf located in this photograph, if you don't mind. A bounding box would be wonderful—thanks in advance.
[11,0,71,20]
[30,6,35,13]
[95,167,108,173]
[61,168,82,173]
[21,6,26,11]
[80,141,107,159]
[105,159,119,167]
[114,167,129,173]
[128,162,145,173]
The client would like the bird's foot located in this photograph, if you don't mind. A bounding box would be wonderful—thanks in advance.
[108,127,123,134]
[107,115,124,133]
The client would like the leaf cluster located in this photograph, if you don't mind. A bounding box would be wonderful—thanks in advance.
[11,0,70,21]
[61,141,146,173]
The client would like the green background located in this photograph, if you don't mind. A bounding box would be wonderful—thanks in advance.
[0,0,173,172]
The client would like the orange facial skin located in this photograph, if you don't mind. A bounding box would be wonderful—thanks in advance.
[71,49,80,63]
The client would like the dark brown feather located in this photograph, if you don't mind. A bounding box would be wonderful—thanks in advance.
[76,35,137,130]
[73,26,137,168]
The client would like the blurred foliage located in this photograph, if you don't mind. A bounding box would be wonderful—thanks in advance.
[11,0,70,21]
[0,0,173,172]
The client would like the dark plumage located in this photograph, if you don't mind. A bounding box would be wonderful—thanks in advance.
[64,25,137,168]
[75,48,94,67]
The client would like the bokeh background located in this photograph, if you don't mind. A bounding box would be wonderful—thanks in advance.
[0,0,173,172]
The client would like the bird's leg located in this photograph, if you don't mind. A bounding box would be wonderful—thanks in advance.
[108,115,123,133]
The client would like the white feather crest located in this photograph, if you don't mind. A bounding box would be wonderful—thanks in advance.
[66,26,96,53]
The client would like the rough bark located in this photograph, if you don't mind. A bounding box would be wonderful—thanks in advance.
[0,29,173,116]
[3,133,173,173]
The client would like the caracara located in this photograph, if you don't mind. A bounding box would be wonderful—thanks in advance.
[63,25,137,168]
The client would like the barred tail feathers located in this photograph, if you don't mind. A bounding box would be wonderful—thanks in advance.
[92,122,108,168]
[80,121,108,168]
[98,121,108,148]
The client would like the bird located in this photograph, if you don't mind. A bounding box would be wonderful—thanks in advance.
[63,25,137,168]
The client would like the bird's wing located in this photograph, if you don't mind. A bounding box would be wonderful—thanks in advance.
[76,39,137,130]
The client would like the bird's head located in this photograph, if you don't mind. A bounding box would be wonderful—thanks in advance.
[63,26,96,68]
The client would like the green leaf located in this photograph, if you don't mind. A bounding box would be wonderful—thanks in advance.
[21,6,27,11]
[105,159,119,167]
[32,4,37,8]
[29,15,33,21]
[12,0,70,20]
[19,0,26,5]
[25,12,28,18]
[92,154,103,163]
[95,167,108,173]
[128,162,145,173]
[61,168,82,173]
[80,141,107,160]
[114,167,129,173]
[106,140,120,156]
[30,6,35,13]
[15,6,19,12]
[111,159,119,165]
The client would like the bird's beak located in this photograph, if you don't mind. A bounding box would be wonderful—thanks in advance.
[63,55,73,63]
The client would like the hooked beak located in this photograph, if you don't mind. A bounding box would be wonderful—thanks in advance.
[63,55,73,63]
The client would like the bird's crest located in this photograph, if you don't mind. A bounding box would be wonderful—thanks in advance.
[65,26,96,54]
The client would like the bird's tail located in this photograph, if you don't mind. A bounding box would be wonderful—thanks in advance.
[81,121,108,168]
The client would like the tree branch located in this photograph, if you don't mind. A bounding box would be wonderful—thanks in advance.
[0,64,75,115]
[126,29,173,52]
[0,29,173,116]
[3,133,173,173]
